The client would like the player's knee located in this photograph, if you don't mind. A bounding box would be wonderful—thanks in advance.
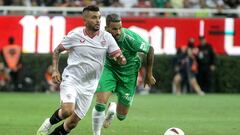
[95,102,106,112]
[61,109,73,118]
[117,113,127,121]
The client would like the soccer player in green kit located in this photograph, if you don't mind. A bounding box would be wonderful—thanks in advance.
[92,13,156,135]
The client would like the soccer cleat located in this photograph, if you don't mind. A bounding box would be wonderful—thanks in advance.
[37,118,52,135]
[103,102,117,128]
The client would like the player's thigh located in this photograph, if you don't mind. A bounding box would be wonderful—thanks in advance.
[96,67,117,103]
[116,73,138,108]
[75,93,94,119]
[97,68,117,93]
[60,78,78,115]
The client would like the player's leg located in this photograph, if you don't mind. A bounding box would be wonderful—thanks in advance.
[92,67,116,135]
[49,112,80,135]
[104,73,137,127]
[103,94,132,128]
[190,77,205,96]
[37,103,75,135]
[51,90,94,134]
[92,92,112,135]
[172,73,182,94]
[37,80,77,135]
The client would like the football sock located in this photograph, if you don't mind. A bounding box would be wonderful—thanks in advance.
[117,113,126,121]
[49,109,62,125]
[49,123,69,135]
[95,102,106,112]
[92,106,105,135]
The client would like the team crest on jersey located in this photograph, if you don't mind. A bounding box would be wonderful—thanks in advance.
[80,38,85,43]
[79,36,86,43]
[101,40,106,47]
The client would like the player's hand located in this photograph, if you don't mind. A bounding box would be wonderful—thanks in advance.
[144,75,156,87]
[52,70,61,84]
[116,54,127,65]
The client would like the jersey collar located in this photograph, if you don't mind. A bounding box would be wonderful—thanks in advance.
[83,28,100,39]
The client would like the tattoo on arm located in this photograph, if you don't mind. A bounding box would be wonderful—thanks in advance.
[52,44,65,71]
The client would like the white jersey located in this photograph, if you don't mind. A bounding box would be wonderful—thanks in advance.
[61,28,120,95]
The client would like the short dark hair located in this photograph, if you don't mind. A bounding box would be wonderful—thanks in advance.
[83,5,99,13]
[106,13,121,26]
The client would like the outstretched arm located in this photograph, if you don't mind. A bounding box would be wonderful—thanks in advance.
[144,46,156,87]
[52,44,66,84]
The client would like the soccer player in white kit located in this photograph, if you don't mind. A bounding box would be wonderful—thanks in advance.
[36,5,126,135]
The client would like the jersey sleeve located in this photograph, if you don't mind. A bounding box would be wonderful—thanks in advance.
[126,29,150,54]
[61,31,79,49]
[106,33,121,57]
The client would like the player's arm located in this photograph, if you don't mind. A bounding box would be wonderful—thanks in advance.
[107,32,126,65]
[126,30,155,86]
[110,49,126,65]
[52,44,66,84]
[144,46,156,87]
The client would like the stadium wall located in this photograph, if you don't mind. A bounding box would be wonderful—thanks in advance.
[1,16,240,55]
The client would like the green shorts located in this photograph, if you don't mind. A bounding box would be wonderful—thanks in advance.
[97,67,138,107]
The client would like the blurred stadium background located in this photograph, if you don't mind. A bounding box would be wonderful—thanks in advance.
[0,0,240,135]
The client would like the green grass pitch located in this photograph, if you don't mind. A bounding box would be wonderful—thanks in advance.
[0,92,240,135]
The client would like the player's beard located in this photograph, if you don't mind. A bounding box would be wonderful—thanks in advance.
[87,23,100,32]
[114,34,121,41]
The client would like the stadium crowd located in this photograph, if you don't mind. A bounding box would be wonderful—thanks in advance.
[0,0,239,17]
[0,0,239,11]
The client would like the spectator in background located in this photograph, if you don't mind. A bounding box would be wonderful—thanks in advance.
[44,65,59,92]
[197,36,216,93]
[107,0,125,16]
[222,0,239,17]
[152,0,170,8]
[119,0,137,7]
[183,0,201,8]
[34,0,56,6]
[0,62,10,91]
[133,0,152,17]
[172,45,204,95]
[111,0,124,7]
[163,1,176,17]
[194,0,211,17]
[183,0,202,17]
[205,0,225,9]
[153,0,176,17]
[1,36,22,91]
[224,0,240,9]
[171,0,184,8]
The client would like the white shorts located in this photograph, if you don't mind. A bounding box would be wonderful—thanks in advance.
[60,77,94,119]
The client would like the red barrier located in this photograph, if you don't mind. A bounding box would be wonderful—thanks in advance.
[1,16,240,55]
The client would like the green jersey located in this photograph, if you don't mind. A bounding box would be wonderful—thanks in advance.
[105,28,150,75]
